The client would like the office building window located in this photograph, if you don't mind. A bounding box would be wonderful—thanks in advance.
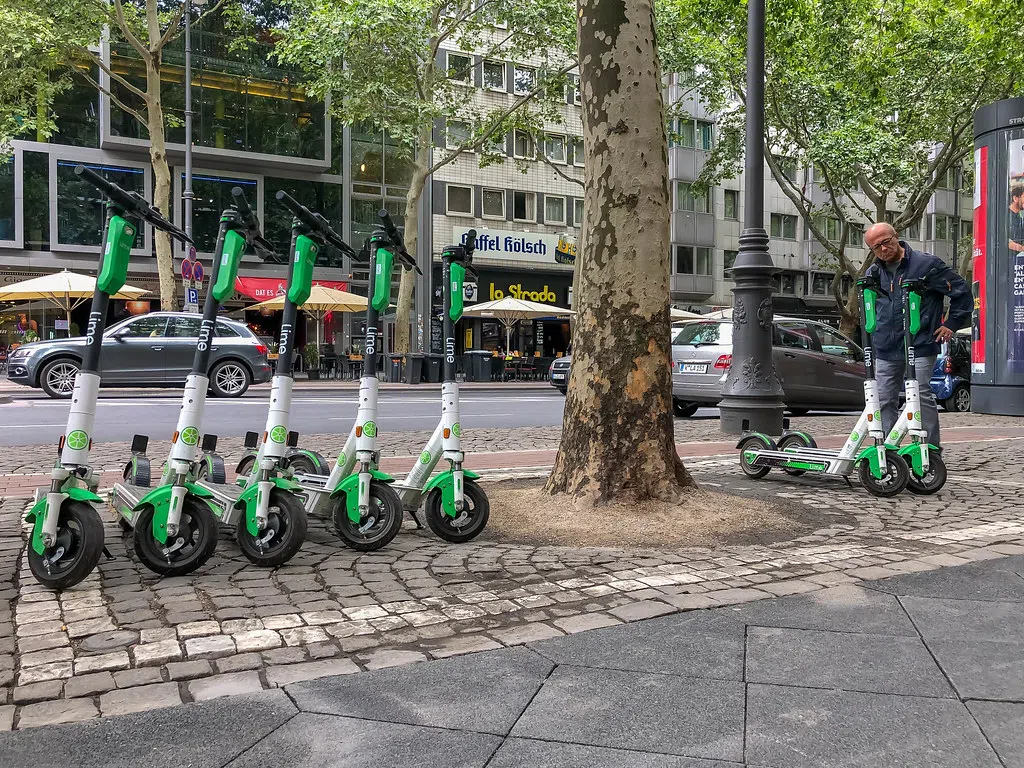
[675,182,711,214]
[544,195,565,225]
[569,75,582,105]
[482,188,505,218]
[724,189,739,220]
[446,184,473,215]
[821,217,864,245]
[678,118,695,148]
[513,65,535,95]
[774,156,798,182]
[446,120,471,150]
[934,214,957,241]
[571,137,585,167]
[573,198,584,227]
[483,60,506,90]
[937,166,958,190]
[848,223,864,246]
[24,152,49,251]
[674,245,712,275]
[513,130,535,159]
[0,159,13,242]
[350,127,414,194]
[183,172,258,254]
[772,271,805,295]
[446,52,472,84]
[811,272,833,295]
[961,219,973,240]
[512,191,536,222]
[58,161,145,248]
[544,134,566,164]
[770,213,798,240]
[264,178,344,266]
[724,249,738,272]
[696,120,713,150]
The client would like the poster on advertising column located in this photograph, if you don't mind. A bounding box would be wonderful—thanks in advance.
[972,146,987,374]
[1009,139,1024,373]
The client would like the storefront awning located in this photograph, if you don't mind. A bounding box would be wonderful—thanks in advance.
[235,277,349,301]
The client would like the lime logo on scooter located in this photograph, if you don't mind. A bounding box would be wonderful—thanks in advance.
[419,450,431,464]
[850,431,859,442]
[66,430,89,450]
[270,426,288,443]
[180,427,200,446]
[452,423,462,437]
[362,422,377,438]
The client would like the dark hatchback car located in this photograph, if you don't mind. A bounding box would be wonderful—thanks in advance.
[931,329,971,412]
[6,312,272,398]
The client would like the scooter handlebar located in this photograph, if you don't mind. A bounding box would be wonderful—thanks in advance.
[377,209,422,274]
[276,190,357,258]
[229,187,276,259]
[75,164,192,244]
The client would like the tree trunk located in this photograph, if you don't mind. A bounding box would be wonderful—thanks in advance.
[393,136,431,355]
[544,0,693,506]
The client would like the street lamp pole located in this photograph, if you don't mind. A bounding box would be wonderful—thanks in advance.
[183,0,202,246]
[718,0,785,434]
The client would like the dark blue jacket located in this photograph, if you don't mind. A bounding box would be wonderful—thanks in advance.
[864,242,972,361]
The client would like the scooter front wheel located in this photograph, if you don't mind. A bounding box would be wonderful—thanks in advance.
[738,435,774,479]
[777,433,816,476]
[133,496,218,576]
[859,451,909,497]
[332,480,403,552]
[905,452,947,495]
[424,478,490,543]
[28,501,105,590]
[236,489,308,567]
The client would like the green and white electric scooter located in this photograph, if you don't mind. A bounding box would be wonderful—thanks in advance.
[195,190,359,565]
[110,187,267,575]
[25,166,192,589]
[880,277,947,494]
[394,229,490,542]
[737,273,910,497]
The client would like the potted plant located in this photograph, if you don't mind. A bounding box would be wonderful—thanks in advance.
[303,343,320,380]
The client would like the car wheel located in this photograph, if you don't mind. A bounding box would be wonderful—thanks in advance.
[949,383,970,412]
[209,360,250,398]
[673,400,699,417]
[39,358,80,399]
[557,387,567,395]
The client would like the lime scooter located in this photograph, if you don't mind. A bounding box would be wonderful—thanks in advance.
[394,230,490,541]
[195,190,359,565]
[882,277,947,494]
[737,273,911,497]
[25,166,192,589]
[110,187,267,575]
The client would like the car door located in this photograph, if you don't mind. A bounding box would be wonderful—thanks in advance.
[103,315,170,383]
[811,323,867,408]
[164,316,204,383]
[771,319,824,405]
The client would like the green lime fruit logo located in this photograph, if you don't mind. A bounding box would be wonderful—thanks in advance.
[452,423,462,437]
[337,452,346,465]
[419,450,431,465]
[362,421,377,438]
[180,427,200,446]
[914,411,922,421]
[270,426,287,443]
[874,411,881,421]
[850,431,859,442]
[66,430,89,450]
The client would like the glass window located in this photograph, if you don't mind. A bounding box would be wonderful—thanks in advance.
[570,75,582,105]
[215,321,240,337]
[571,137,585,167]
[573,198,584,227]
[696,247,712,275]
[775,156,798,182]
[815,325,859,359]
[184,173,258,254]
[674,322,730,345]
[513,65,535,95]
[724,189,739,220]
[483,60,505,90]
[812,272,832,295]
[120,316,168,338]
[770,213,797,240]
[264,177,345,267]
[675,245,694,274]
[544,134,566,164]
[0,159,14,242]
[724,249,738,272]
[446,52,472,84]
[48,76,100,148]
[696,120,713,150]
[781,272,798,294]
[513,130,535,159]
[57,161,145,248]
[351,128,383,186]
[961,219,973,240]
[849,223,864,246]
[775,320,813,349]
[447,120,471,150]
[512,191,535,222]
[675,182,710,213]
[24,152,49,251]
[168,316,202,337]
[934,214,953,241]
[938,166,958,189]
[483,130,505,156]
[482,189,505,218]
[446,184,473,215]
[544,195,565,224]
[678,119,695,148]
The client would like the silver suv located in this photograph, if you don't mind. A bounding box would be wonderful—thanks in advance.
[672,317,866,416]
[6,312,272,398]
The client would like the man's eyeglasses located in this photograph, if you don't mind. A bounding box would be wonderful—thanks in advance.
[868,235,897,254]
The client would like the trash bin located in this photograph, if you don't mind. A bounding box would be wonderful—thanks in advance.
[405,354,424,384]
[465,350,491,382]
[424,354,442,383]
[387,355,404,383]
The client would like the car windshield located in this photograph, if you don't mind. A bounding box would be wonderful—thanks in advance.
[673,322,730,346]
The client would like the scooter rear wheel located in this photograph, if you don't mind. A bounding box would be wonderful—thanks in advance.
[133,496,218,576]
[859,451,909,497]
[905,452,947,495]
[424,478,490,543]
[332,480,403,552]
[28,501,105,590]
[236,489,308,567]
[738,435,774,479]
[777,433,815,476]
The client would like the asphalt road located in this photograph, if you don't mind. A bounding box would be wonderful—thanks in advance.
[0,386,595,447]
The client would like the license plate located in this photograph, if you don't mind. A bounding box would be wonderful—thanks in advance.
[679,363,707,374]
[551,373,566,380]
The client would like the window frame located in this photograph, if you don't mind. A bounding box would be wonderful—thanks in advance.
[446,120,472,151]
[544,194,566,225]
[446,51,473,85]
[675,181,711,214]
[573,198,584,227]
[569,74,582,105]
[770,212,797,240]
[513,64,536,96]
[482,59,506,91]
[0,149,24,248]
[481,187,505,219]
[723,189,739,220]
[445,183,473,216]
[544,133,567,164]
[571,137,585,167]
[512,130,536,160]
[512,190,536,223]
[695,120,713,151]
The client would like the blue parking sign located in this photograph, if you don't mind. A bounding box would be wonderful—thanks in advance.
[186,287,199,305]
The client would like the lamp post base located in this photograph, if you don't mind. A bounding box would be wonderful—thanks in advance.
[719,397,784,435]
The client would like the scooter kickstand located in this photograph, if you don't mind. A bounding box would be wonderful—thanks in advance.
[102,546,115,561]
[408,510,424,529]
[843,476,853,488]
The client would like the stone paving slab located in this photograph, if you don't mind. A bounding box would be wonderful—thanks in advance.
[967,701,1024,767]
[486,739,744,768]
[924,638,1024,701]
[868,557,1024,600]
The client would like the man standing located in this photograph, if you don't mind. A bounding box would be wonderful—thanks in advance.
[863,222,972,449]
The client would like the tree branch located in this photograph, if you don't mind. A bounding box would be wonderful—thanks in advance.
[80,48,146,100]
[113,0,149,60]
[537,149,584,187]
[76,68,147,125]
[156,1,187,50]
[161,0,230,47]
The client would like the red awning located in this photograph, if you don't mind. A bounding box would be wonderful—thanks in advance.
[235,277,349,301]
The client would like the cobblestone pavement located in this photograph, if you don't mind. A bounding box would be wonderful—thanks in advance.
[0,412,1021,732]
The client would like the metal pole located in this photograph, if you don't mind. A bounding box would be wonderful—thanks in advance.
[718,0,785,434]
[183,0,194,244]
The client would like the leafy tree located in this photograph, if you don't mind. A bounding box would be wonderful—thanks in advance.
[545,0,693,504]
[275,0,577,353]
[659,0,1024,333]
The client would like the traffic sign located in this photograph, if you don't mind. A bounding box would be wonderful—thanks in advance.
[192,261,204,283]
[188,245,197,261]
[186,287,199,305]
[181,259,193,280]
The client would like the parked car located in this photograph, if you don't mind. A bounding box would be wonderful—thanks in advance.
[931,328,971,412]
[672,317,868,416]
[6,312,272,399]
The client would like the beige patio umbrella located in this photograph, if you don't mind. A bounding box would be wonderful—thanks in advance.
[670,307,703,321]
[0,270,149,335]
[461,296,575,352]
[246,284,369,351]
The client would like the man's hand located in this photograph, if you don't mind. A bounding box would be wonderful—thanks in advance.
[934,326,954,343]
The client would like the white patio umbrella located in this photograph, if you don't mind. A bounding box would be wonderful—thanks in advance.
[461,296,575,352]
[246,284,368,351]
[670,307,703,320]
[0,270,149,334]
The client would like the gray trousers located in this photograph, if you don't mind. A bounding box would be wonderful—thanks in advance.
[875,355,940,447]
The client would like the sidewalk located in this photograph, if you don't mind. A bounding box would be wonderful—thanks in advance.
[1,553,1021,767]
